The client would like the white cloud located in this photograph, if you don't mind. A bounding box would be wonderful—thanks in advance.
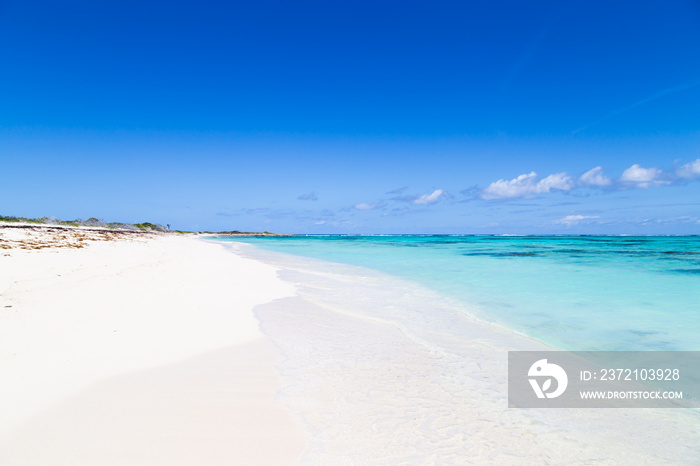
[481,172,573,199]
[538,172,574,192]
[619,164,667,188]
[354,203,377,210]
[556,214,600,225]
[677,159,700,179]
[478,161,690,201]
[412,189,445,205]
[481,172,538,199]
[579,166,612,187]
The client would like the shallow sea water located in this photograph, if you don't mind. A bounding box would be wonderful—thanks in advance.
[221,235,700,351]
[214,237,700,465]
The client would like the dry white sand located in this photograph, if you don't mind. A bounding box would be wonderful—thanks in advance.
[0,225,307,465]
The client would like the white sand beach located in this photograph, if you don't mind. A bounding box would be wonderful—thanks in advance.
[2,225,700,465]
[0,225,306,465]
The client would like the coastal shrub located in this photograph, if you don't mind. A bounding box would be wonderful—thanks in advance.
[0,215,44,224]
[83,217,105,227]
[1,214,265,236]
[59,219,82,226]
[134,222,169,232]
[107,222,137,230]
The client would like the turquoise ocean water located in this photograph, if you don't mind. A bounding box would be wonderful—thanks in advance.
[217,235,700,352]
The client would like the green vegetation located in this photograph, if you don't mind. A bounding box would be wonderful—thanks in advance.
[133,222,169,232]
[0,215,285,236]
[0,215,171,232]
[0,215,45,223]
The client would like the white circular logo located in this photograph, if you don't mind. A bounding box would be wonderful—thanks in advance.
[528,359,568,399]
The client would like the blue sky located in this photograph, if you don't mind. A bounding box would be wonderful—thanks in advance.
[2,0,699,233]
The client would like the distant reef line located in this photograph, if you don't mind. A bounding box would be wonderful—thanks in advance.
[208,231,299,237]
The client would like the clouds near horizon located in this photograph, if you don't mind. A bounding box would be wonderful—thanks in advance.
[619,164,667,188]
[480,159,700,200]
[555,214,600,225]
[413,189,446,206]
[481,172,573,200]
[579,166,612,187]
[677,159,700,179]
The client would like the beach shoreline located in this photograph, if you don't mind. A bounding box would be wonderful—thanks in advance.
[0,224,307,465]
[3,225,699,465]
[234,239,700,465]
